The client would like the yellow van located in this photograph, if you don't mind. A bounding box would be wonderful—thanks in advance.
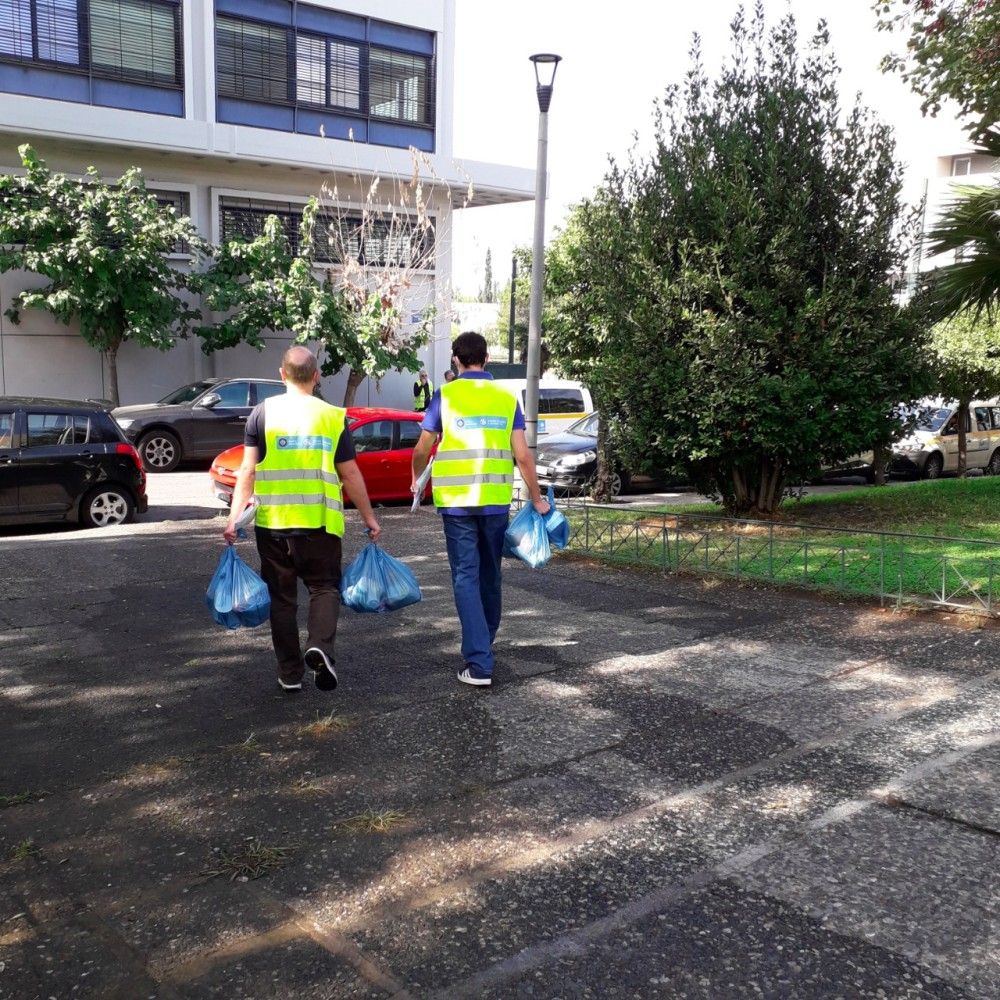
[491,379,594,440]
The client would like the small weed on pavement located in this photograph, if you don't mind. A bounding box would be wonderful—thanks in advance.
[0,790,48,808]
[203,839,291,882]
[224,733,262,756]
[299,712,354,738]
[332,808,408,836]
[9,840,41,862]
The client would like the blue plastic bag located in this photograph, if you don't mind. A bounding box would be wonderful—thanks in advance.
[341,542,422,613]
[205,545,271,630]
[503,503,552,569]
[543,486,569,550]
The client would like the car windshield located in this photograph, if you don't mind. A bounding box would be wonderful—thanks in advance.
[158,381,215,405]
[915,407,952,432]
[566,413,598,437]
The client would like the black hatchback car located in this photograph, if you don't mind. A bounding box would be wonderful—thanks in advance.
[112,377,285,473]
[0,398,148,528]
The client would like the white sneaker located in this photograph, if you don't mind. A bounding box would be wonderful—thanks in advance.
[457,667,492,687]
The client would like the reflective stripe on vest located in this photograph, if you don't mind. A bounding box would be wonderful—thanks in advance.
[254,394,347,535]
[432,378,517,509]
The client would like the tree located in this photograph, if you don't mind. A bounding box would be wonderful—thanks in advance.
[929,311,1000,473]
[546,7,931,516]
[194,199,356,376]
[197,195,435,407]
[495,246,556,369]
[875,0,1000,137]
[480,248,495,303]
[0,145,206,405]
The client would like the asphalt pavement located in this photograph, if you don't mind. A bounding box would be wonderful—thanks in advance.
[0,472,997,999]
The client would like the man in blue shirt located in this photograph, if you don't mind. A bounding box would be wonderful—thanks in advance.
[412,333,549,686]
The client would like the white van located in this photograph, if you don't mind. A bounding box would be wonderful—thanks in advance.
[491,379,594,440]
[892,398,1000,478]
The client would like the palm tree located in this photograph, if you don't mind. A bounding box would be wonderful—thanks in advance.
[925,129,1000,320]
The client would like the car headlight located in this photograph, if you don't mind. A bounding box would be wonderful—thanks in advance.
[115,418,135,430]
[555,450,597,468]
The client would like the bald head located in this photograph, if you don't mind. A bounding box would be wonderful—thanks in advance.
[281,346,318,386]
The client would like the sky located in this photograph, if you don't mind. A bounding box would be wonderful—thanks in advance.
[448,0,969,298]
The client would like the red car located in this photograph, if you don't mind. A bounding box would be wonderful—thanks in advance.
[209,406,434,507]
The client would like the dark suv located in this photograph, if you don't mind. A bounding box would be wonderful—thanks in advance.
[0,398,148,528]
[112,378,284,473]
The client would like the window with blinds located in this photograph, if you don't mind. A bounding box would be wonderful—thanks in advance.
[0,0,181,86]
[216,16,290,103]
[214,14,433,127]
[219,197,434,269]
[368,48,431,125]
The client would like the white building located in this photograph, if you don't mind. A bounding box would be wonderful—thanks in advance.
[915,147,999,280]
[0,0,534,406]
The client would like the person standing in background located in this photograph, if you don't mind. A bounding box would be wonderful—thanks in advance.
[443,370,456,383]
[413,369,434,412]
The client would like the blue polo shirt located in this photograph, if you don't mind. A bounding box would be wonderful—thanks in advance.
[421,371,525,517]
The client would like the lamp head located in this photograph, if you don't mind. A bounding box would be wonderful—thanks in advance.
[530,53,561,112]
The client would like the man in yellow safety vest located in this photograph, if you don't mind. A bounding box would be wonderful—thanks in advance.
[224,346,380,693]
[411,332,550,687]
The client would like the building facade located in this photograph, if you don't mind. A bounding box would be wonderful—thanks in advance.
[0,0,533,406]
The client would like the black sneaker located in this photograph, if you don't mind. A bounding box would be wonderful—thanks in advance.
[277,678,303,693]
[305,647,338,691]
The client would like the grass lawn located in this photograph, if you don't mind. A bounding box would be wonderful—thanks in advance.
[560,478,1000,608]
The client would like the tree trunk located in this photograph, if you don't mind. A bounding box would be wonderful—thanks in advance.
[873,445,889,486]
[342,368,366,407]
[957,396,970,477]
[590,418,614,502]
[725,456,786,518]
[104,340,122,408]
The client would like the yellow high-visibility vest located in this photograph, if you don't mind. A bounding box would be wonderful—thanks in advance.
[432,378,516,508]
[254,394,346,535]
[415,379,434,411]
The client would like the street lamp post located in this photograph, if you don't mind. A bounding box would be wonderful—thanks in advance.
[524,52,561,452]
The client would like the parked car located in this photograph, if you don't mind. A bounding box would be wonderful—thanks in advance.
[892,398,1000,479]
[209,407,434,506]
[491,378,594,441]
[112,378,285,473]
[534,413,669,497]
[0,397,147,528]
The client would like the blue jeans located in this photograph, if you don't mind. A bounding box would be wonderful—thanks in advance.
[441,513,508,675]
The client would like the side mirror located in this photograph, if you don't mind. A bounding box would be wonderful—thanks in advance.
[198,392,222,409]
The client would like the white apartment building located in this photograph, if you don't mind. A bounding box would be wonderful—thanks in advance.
[0,0,534,405]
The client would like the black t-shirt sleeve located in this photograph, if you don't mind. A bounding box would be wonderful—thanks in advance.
[244,403,265,461]
[334,416,356,463]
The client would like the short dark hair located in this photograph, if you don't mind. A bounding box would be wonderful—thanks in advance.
[281,346,318,385]
[452,331,488,368]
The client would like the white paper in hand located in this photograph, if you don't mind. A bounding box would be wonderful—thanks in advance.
[235,497,259,531]
[411,461,433,513]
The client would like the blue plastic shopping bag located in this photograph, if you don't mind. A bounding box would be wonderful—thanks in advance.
[503,503,551,569]
[341,542,422,613]
[543,486,569,550]
[205,545,271,629]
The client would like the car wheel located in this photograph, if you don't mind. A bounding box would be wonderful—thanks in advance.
[923,453,944,481]
[81,486,134,528]
[139,430,182,473]
[986,450,1000,476]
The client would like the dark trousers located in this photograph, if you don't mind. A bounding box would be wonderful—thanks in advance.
[255,527,342,683]
[441,513,508,675]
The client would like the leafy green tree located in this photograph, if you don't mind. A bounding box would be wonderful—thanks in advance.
[480,248,495,303]
[197,198,432,406]
[929,311,1000,474]
[875,0,1000,137]
[0,145,206,405]
[546,8,931,516]
[495,246,557,369]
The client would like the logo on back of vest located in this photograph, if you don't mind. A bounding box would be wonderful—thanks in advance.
[455,416,508,430]
[276,435,332,451]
